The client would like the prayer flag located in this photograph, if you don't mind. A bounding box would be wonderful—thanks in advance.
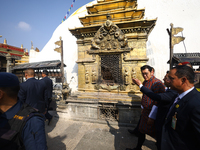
[61,0,77,23]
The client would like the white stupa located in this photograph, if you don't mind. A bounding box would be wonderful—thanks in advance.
[30,0,200,93]
[139,0,200,78]
[29,1,97,94]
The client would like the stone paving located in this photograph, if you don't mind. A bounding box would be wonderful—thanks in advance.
[45,111,157,150]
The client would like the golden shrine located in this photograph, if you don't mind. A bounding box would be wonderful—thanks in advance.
[69,0,156,102]
[65,0,157,124]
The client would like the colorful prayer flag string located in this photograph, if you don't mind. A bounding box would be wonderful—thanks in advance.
[61,0,77,23]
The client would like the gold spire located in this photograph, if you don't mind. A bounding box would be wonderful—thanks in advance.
[3,38,7,44]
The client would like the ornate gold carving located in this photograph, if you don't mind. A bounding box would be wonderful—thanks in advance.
[92,54,96,61]
[91,69,96,84]
[124,68,129,85]
[94,84,120,92]
[123,52,127,60]
[85,70,89,84]
[119,85,126,91]
[131,68,136,85]
[94,83,127,92]
[91,19,132,53]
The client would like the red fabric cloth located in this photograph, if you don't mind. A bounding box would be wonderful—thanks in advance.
[139,76,165,137]
[180,61,190,65]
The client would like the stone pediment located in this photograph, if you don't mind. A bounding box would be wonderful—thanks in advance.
[88,19,132,54]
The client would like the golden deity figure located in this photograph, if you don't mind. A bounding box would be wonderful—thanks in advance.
[131,68,136,85]
[124,69,129,85]
[91,69,96,84]
[85,70,89,84]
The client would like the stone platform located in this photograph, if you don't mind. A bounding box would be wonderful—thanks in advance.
[56,92,142,126]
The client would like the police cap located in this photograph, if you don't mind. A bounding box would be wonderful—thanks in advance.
[0,72,19,87]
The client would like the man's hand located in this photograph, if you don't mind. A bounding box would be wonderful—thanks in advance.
[132,78,142,86]
[147,118,155,126]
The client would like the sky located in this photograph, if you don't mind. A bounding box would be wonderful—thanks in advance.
[0,0,94,51]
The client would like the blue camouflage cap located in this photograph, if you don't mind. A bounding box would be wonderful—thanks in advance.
[0,72,19,87]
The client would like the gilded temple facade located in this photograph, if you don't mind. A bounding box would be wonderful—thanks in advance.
[66,0,157,124]
[69,0,157,102]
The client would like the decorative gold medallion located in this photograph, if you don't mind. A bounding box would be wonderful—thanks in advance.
[175,104,179,108]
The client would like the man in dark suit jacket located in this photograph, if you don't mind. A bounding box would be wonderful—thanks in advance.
[161,65,200,150]
[18,68,48,114]
[132,72,177,150]
[41,70,53,125]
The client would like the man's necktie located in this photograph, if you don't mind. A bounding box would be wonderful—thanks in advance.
[166,97,180,118]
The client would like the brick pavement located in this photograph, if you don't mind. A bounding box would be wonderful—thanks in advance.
[45,111,157,150]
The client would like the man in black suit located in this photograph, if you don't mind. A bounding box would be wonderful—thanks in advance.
[161,65,200,150]
[18,68,48,114]
[132,71,177,150]
[41,70,53,125]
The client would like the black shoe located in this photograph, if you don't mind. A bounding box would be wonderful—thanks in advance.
[48,116,53,125]
[128,129,139,137]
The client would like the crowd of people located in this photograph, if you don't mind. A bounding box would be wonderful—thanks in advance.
[0,62,200,150]
[126,63,200,150]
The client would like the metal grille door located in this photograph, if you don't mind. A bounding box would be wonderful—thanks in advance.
[99,54,122,85]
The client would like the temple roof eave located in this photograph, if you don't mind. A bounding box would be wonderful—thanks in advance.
[0,47,25,58]
[0,52,22,60]
[79,8,145,26]
[12,60,66,71]
[87,0,137,14]
[0,44,25,53]
[79,8,145,19]
[69,18,157,39]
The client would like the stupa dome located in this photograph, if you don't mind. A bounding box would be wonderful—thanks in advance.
[29,1,97,93]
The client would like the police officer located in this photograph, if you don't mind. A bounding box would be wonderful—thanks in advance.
[0,72,47,150]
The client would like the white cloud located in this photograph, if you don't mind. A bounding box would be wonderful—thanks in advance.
[17,21,31,31]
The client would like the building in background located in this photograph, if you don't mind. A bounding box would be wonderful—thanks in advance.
[0,38,28,72]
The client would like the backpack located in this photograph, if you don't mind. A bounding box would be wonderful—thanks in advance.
[0,103,44,150]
